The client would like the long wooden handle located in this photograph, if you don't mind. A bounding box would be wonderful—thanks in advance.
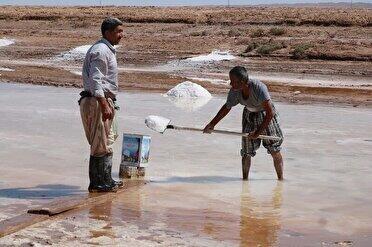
[168,125,282,141]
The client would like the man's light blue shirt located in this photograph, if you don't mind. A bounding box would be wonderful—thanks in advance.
[82,38,118,99]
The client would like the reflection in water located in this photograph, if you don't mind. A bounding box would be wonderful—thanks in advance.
[88,199,116,239]
[114,187,142,220]
[85,183,282,245]
[239,182,283,247]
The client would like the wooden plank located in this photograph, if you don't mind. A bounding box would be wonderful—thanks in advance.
[27,179,147,216]
[0,213,49,238]
[27,194,93,216]
[0,179,147,238]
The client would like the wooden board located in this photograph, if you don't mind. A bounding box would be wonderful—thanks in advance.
[28,179,147,216]
[0,213,49,238]
[0,179,147,238]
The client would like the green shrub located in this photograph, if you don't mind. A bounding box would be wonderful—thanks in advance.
[72,20,90,28]
[250,28,265,38]
[292,44,312,59]
[228,28,241,37]
[269,27,286,36]
[256,43,284,55]
[190,31,201,36]
[244,42,259,53]
[190,30,208,36]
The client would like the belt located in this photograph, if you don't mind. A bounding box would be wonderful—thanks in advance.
[78,91,117,105]
[78,91,92,105]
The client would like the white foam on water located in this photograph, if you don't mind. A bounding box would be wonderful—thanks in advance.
[0,67,15,72]
[186,50,235,63]
[145,115,171,133]
[0,38,15,47]
[166,81,212,98]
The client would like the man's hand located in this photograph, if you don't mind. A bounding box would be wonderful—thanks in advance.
[203,123,215,134]
[248,130,260,139]
[97,97,113,121]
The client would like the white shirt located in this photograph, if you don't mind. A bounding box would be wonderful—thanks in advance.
[82,38,118,99]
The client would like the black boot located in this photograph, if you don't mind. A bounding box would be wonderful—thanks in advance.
[88,155,118,193]
[104,153,124,188]
[88,155,98,192]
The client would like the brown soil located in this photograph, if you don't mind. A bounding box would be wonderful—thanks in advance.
[0,6,371,106]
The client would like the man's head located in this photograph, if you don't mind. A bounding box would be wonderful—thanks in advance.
[101,17,123,45]
[229,66,249,90]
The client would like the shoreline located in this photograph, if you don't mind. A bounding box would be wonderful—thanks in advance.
[1,80,371,109]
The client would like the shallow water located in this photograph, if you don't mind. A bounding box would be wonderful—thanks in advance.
[0,82,372,246]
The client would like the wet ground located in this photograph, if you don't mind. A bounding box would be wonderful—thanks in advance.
[0,82,372,246]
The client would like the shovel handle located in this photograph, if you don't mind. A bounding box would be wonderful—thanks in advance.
[167,125,282,141]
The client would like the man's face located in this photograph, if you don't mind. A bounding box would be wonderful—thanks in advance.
[229,73,243,90]
[105,25,124,45]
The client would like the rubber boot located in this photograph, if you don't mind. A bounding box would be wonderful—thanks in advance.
[89,156,118,193]
[88,155,98,192]
[104,153,123,188]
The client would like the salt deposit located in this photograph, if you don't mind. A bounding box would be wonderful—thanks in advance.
[165,81,212,111]
[166,96,212,112]
[58,44,121,61]
[58,45,92,61]
[188,77,229,85]
[145,115,171,133]
[69,70,82,76]
[186,50,235,63]
[0,67,15,72]
[166,81,212,98]
[0,38,15,47]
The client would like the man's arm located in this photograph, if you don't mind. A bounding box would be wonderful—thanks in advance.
[249,100,274,139]
[96,97,112,121]
[203,104,231,133]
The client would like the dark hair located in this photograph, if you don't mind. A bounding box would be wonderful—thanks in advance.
[229,66,249,84]
[101,17,123,36]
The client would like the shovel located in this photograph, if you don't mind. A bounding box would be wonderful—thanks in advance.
[145,115,282,141]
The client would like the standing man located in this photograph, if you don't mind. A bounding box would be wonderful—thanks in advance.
[203,66,284,180]
[79,17,124,192]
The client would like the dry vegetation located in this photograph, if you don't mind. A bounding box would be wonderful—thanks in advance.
[0,6,371,27]
[0,6,371,62]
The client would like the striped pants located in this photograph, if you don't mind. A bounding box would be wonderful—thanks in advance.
[241,106,283,157]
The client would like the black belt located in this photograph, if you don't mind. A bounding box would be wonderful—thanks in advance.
[78,91,92,105]
[78,91,116,105]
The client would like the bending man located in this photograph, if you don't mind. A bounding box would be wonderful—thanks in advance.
[204,66,284,180]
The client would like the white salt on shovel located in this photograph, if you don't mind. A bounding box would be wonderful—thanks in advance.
[145,115,171,133]
[144,115,282,141]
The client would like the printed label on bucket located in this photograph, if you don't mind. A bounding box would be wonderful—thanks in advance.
[121,134,151,167]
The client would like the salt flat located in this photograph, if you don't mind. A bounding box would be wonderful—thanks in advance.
[0,82,371,246]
